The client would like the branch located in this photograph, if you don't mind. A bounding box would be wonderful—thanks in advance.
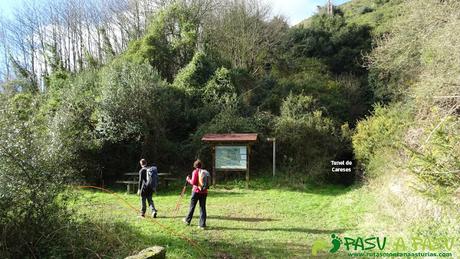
[419,104,459,151]
[0,142,34,182]
[433,96,460,99]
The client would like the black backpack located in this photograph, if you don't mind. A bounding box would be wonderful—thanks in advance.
[146,166,159,191]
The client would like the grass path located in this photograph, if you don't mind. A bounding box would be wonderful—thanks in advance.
[74,181,379,258]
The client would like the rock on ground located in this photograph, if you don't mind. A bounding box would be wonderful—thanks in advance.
[125,246,166,259]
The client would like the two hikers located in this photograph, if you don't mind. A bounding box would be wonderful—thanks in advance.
[137,159,158,218]
[137,158,210,229]
[183,159,209,229]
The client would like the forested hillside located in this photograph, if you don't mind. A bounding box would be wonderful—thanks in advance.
[0,0,458,258]
[0,0,373,185]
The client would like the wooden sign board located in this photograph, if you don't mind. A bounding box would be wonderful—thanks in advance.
[202,133,258,186]
[215,145,248,170]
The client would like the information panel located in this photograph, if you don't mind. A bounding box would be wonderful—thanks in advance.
[215,146,247,170]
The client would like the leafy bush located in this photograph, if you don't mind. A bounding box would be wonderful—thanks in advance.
[284,13,372,75]
[0,94,73,258]
[407,112,460,188]
[203,67,236,105]
[43,70,102,182]
[359,6,374,14]
[125,3,200,82]
[274,94,343,182]
[352,104,411,175]
[273,58,372,123]
[173,51,216,93]
[97,60,173,170]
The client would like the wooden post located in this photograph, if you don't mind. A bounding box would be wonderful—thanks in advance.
[246,144,250,188]
[273,138,276,178]
[212,145,216,185]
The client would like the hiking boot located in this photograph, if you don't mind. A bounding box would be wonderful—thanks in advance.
[182,218,190,225]
[198,226,206,230]
[152,210,157,218]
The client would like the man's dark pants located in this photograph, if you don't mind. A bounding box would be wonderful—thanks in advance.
[185,192,207,227]
[140,192,156,216]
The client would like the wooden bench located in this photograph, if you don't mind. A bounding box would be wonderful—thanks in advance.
[115,180,138,193]
[116,172,176,193]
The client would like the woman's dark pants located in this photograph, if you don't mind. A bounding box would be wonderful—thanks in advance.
[185,192,207,227]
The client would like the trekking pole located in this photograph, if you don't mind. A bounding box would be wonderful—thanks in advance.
[173,177,188,217]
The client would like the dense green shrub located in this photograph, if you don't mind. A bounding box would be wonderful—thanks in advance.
[190,100,256,156]
[359,6,374,14]
[352,103,411,176]
[125,3,200,82]
[273,58,371,123]
[407,112,460,188]
[97,60,172,169]
[173,51,216,93]
[203,67,236,104]
[284,13,371,75]
[0,94,74,258]
[43,70,102,182]
[274,94,343,182]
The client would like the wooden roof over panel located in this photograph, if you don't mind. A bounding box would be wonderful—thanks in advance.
[201,133,258,143]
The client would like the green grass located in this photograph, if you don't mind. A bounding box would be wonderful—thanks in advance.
[71,179,380,258]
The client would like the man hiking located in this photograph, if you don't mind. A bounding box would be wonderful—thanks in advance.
[183,159,210,229]
[137,159,158,218]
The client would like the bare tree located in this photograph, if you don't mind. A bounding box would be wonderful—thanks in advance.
[0,0,231,91]
[0,15,11,82]
[204,0,288,75]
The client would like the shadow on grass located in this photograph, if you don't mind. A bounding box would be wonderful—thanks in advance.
[209,215,278,222]
[165,215,278,222]
[29,212,197,258]
[207,226,352,234]
[71,206,205,258]
[208,239,350,258]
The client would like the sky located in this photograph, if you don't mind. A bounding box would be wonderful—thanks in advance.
[0,0,19,16]
[0,0,350,25]
[267,0,349,25]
